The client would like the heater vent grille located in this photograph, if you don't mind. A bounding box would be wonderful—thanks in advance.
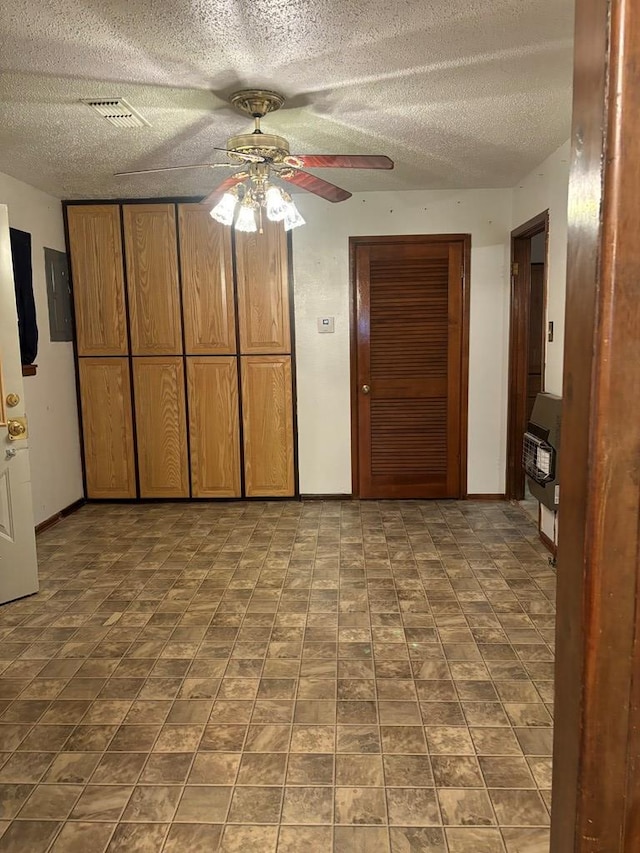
[82,98,150,128]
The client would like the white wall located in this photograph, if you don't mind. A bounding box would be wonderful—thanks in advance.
[512,141,570,396]
[512,141,571,541]
[292,189,513,496]
[0,172,83,525]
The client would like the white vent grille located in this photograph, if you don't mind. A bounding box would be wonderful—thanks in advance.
[82,98,150,128]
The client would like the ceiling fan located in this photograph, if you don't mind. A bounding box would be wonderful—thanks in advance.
[115,89,394,232]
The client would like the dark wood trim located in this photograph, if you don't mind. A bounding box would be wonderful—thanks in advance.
[301,494,353,501]
[35,498,85,534]
[349,234,470,500]
[551,0,640,849]
[21,364,37,377]
[466,493,506,501]
[506,210,549,501]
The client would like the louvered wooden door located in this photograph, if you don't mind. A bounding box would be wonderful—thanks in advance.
[353,237,468,499]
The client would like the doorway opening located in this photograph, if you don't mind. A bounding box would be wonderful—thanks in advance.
[506,211,549,508]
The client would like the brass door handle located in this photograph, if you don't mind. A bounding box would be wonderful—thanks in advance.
[7,419,27,440]
[361,384,371,395]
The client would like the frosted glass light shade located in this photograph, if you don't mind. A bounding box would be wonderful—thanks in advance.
[265,186,287,222]
[210,192,237,225]
[283,200,305,231]
[235,203,257,233]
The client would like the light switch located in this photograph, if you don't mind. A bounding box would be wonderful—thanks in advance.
[317,316,335,334]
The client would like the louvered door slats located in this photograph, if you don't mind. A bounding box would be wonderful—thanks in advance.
[355,238,466,499]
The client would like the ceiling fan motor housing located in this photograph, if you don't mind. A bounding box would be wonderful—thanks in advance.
[227,132,291,163]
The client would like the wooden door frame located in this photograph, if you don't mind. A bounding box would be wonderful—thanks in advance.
[506,210,549,501]
[550,0,640,849]
[349,234,471,499]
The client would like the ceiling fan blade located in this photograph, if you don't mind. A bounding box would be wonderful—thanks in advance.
[284,154,394,170]
[277,169,352,203]
[115,163,235,176]
[200,171,250,207]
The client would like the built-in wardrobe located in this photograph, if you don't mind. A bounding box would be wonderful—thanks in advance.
[65,202,296,500]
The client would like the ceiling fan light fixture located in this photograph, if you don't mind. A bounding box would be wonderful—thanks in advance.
[210,190,238,225]
[235,199,258,233]
[283,199,305,232]
[265,185,287,222]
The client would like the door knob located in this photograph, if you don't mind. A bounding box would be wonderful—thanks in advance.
[7,418,27,440]
[361,384,371,395]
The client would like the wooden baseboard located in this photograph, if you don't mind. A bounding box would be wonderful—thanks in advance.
[540,529,558,556]
[35,498,85,534]
[466,493,507,501]
[300,494,353,501]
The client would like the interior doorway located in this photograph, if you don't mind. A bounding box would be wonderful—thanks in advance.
[506,211,549,503]
[350,234,470,499]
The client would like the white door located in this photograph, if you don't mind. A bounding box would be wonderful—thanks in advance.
[0,204,38,604]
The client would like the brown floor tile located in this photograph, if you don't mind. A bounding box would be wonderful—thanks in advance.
[278,825,333,852]
[17,783,83,819]
[163,823,223,852]
[0,753,54,784]
[446,827,506,852]
[431,755,484,787]
[0,784,34,819]
[0,820,61,853]
[91,753,146,784]
[121,785,181,822]
[335,786,387,825]
[501,826,550,852]
[0,502,556,847]
[50,822,115,853]
[286,753,334,785]
[489,789,550,826]
[142,752,194,784]
[335,826,391,852]
[174,786,232,822]
[227,786,282,823]
[281,786,333,823]
[438,788,496,826]
[479,756,536,788]
[389,827,446,852]
[69,785,132,821]
[106,822,168,851]
[219,824,278,851]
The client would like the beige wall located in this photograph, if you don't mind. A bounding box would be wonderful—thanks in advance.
[292,188,513,496]
[0,171,83,525]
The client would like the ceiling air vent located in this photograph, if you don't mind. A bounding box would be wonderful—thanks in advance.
[82,98,150,128]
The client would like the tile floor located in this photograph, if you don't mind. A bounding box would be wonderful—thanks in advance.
[0,500,555,852]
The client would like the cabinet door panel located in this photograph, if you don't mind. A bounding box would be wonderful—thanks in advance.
[241,356,295,496]
[235,219,290,354]
[67,205,128,355]
[178,204,236,354]
[123,204,183,354]
[187,357,241,497]
[133,357,189,497]
[78,358,136,498]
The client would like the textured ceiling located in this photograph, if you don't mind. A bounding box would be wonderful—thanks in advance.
[0,0,574,200]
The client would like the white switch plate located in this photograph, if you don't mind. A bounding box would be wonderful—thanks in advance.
[317,316,335,334]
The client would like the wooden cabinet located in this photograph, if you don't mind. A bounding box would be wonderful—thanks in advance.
[178,204,236,354]
[187,357,241,498]
[133,357,189,498]
[236,218,291,354]
[123,204,183,355]
[242,356,295,496]
[78,358,136,498]
[67,205,128,356]
[68,200,296,502]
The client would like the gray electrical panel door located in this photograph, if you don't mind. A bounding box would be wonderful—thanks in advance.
[45,248,73,341]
